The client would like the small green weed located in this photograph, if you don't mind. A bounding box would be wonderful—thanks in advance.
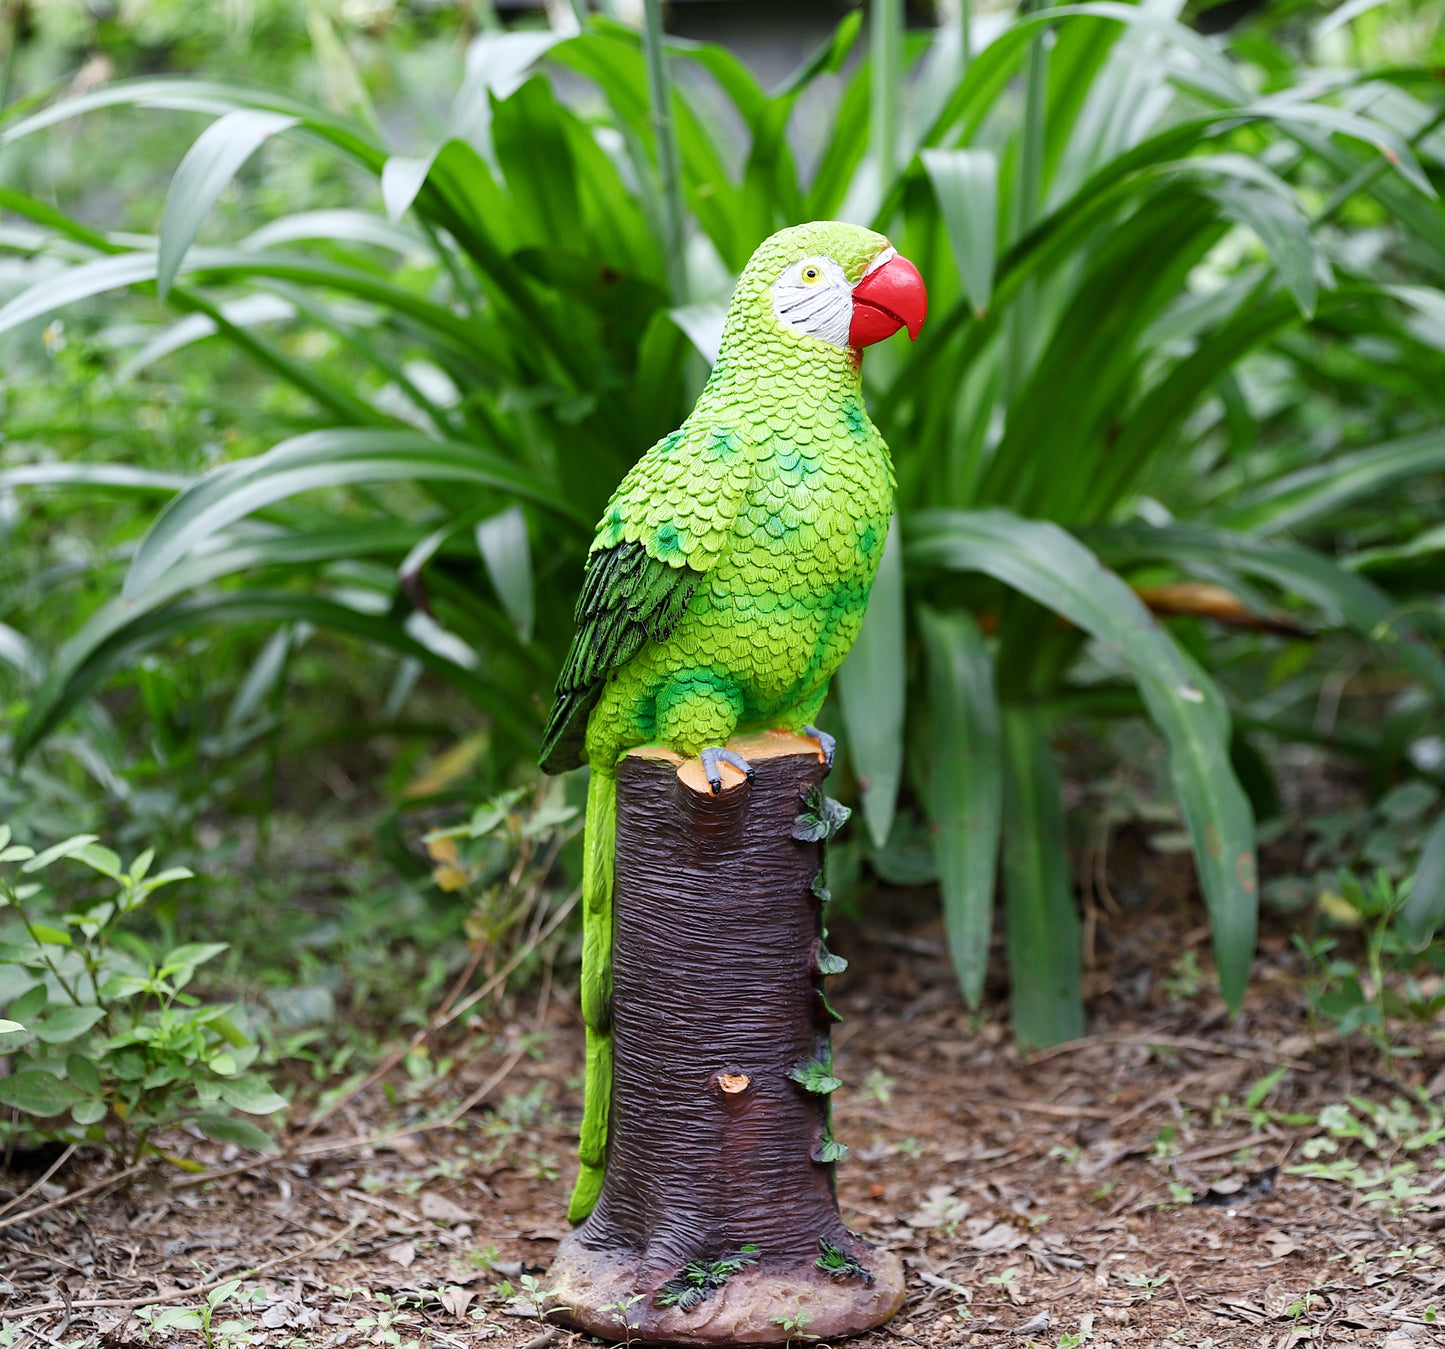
[135,1281,266,1348]
[789,1057,842,1094]
[1124,1271,1170,1301]
[601,1291,646,1348]
[1289,1095,1445,1214]
[0,825,286,1163]
[772,1308,815,1348]
[862,1067,894,1105]
[1162,950,1204,1003]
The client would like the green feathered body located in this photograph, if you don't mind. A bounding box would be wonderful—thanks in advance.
[540,223,897,1223]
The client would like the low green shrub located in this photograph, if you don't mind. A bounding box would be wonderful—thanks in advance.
[0,823,286,1163]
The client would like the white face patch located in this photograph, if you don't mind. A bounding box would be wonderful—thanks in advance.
[770,254,854,348]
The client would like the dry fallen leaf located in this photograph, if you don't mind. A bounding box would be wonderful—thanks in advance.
[384,1241,416,1268]
[420,1192,474,1224]
[439,1286,475,1318]
[969,1222,1028,1253]
[907,1184,970,1228]
[1263,1232,1300,1259]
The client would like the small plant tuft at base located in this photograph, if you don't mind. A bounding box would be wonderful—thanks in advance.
[654,1245,761,1312]
[816,1239,872,1284]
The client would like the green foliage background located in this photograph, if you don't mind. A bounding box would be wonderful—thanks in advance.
[0,0,1443,1050]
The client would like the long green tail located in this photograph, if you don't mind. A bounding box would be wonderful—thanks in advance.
[568,763,615,1223]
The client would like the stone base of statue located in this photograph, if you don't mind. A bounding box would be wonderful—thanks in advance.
[544,732,903,1346]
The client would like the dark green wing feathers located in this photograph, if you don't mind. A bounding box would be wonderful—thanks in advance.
[539,541,701,772]
[539,421,756,773]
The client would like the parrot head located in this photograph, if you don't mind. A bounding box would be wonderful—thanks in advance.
[719,221,927,361]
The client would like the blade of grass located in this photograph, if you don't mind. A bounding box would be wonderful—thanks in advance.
[1223,427,1445,534]
[922,147,998,316]
[1091,521,1445,706]
[15,592,536,762]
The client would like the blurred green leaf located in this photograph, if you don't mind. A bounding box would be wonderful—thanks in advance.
[923,147,998,316]
[1401,812,1445,943]
[909,511,1257,1008]
[475,506,535,645]
[157,110,299,299]
[0,1069,88,1116]
[124,428,589,599]
[32,1006,105,1043]
[217,1075,289,1116]
[1001,706,1083,1048]
[838,516,906,850]
[919,606,1002,1009]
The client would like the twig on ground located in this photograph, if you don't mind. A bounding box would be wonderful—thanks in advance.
[0,1162,145,1235]
[170,1153,277,1191]
[998,1099,1115,1121]
[166,890,577,1195]
[1026,1031,1314,1070]
[0,1217,366,1321]
[521,1329,564,1349]
[295,847,571,1143]
[345,1187,424,1227]
[433,884,579,1034]
[0,1144,77,1221]
[439,1038,532,1128]
[1170,1271,1194,1318]
[5,1238,88,1275]
[173,1033,534,1199]
[1169,1132,1278,1166]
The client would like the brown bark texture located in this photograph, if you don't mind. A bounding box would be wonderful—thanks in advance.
[546,732,904,1345]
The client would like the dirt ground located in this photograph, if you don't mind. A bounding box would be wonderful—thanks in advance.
[3,866,1444,1349]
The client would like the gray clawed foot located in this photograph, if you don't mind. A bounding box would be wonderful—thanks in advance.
[805,724,836,772]
[699,746,755,796]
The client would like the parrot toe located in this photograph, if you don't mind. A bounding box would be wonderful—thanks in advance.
[699,746,756,795]
[805,724,836,772]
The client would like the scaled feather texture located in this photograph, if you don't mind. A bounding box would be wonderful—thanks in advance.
[541,221,902,1223]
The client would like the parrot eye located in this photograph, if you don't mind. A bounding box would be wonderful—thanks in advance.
[771,254,851,347]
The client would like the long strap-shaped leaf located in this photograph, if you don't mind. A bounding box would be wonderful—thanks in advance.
[16,591,537,764]
[157,110,299,300]
[1402,812,1445,944]
[1222,428,1445,534]
[1091,522,1445,706]
[907,508,1258,1009]
[836,515,906,850]
[1001,704,1084,1048]
[919,606,1002,1009]
[123,429,591,599]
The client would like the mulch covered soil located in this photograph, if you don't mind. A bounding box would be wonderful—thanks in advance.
[3,883,1444,1349]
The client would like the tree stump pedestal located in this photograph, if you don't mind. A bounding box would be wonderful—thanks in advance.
[545,732,904,1346]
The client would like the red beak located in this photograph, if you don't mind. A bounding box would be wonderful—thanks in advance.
[849,250,928,349]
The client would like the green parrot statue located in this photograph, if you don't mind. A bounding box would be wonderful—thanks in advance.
[539,220,927,1222]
